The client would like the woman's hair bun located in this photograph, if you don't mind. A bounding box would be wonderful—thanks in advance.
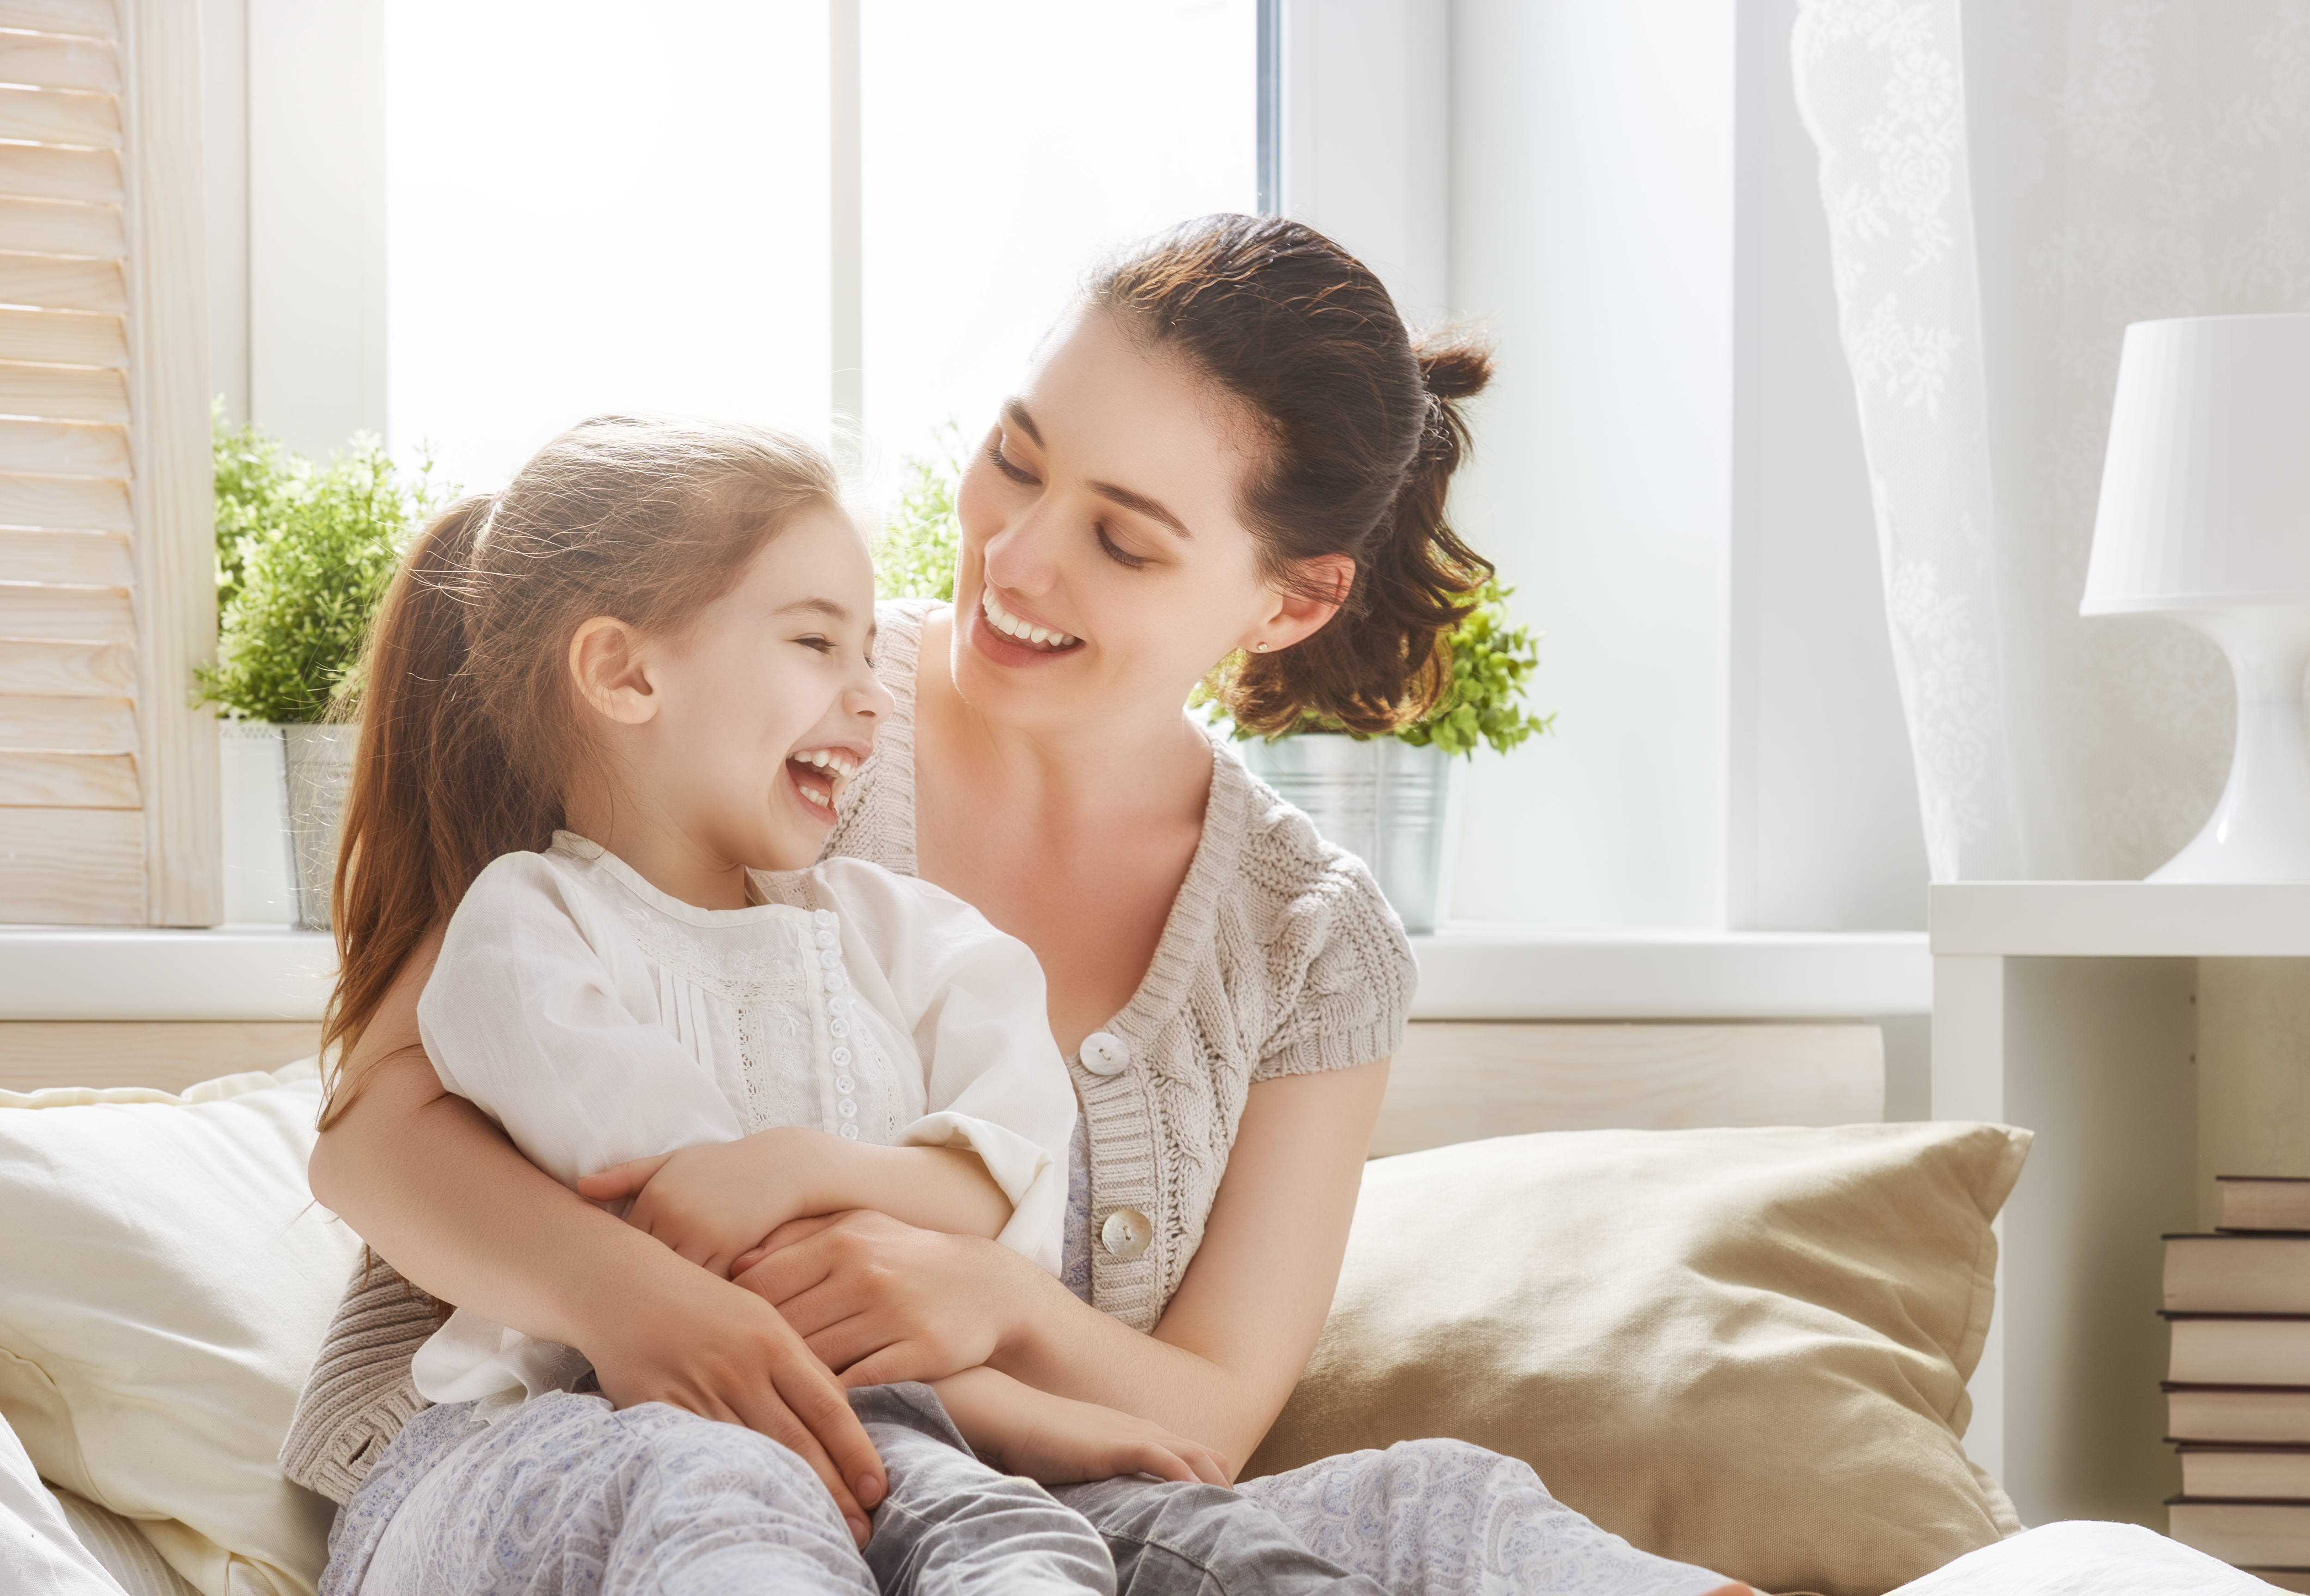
[1416,334,1494,403]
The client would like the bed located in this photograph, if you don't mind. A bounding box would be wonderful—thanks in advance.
[0,1019,2281,1595]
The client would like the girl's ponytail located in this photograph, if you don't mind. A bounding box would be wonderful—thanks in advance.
[321,495,556,1120]
[1089,216,1496,735]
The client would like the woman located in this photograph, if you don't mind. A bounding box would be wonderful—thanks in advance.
[297,214,1744,1596]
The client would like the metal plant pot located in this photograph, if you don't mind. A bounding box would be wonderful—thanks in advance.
[280,722,358,931]
[1238,734,1465,933]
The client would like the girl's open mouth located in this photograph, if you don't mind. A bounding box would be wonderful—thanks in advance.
[785,747,857,814]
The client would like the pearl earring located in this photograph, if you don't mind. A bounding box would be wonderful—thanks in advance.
[1253,642,1270,653]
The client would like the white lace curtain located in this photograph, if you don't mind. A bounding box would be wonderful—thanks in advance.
[1794,0,2310,881]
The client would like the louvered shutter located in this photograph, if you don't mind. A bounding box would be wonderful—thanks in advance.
[0,0,216,925]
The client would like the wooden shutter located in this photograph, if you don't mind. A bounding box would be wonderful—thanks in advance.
[0,0,216,925]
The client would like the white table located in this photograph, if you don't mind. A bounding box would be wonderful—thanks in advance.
[1932,882,2310,1529]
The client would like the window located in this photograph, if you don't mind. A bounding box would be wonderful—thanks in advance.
[384,0,1258,496]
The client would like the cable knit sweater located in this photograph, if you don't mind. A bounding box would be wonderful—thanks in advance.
[278,599,1414,1502]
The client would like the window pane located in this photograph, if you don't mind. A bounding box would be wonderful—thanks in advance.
[859,0,1258,485]
[386,1,833,491]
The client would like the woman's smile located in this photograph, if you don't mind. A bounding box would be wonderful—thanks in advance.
[967,583,1087,668]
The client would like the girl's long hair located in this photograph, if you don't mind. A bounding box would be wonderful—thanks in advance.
[319,415,841,1124]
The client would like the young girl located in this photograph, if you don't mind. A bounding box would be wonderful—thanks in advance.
[318,414,1378,1596]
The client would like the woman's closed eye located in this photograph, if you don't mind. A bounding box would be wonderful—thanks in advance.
[1096,525,1150,570]
[987,438,1039,486]
[794,633,836,655]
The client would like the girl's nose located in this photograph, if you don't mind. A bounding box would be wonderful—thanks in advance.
[849,664,896,721]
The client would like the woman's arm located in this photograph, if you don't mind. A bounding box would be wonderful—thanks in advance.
[307,930,888,1539]
[738,1058,1389,1474]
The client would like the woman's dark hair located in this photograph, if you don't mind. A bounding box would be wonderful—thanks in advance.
[1086,213,1494,734]
[319,416,841,1123]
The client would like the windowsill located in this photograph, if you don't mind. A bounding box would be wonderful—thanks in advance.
[0,922,1931,1023]
[1408,925,1928,1019]
[0,925,336,1022]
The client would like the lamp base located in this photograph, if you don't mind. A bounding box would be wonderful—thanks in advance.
[2147,604,2310,883]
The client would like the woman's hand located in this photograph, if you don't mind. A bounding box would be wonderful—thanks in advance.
[932,1366,1232,1487]
[730,1209,1044,1387]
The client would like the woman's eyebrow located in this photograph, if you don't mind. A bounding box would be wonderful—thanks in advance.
[1003,399,1045,446]
[775,597,851,621]
[1090,480,1192,540]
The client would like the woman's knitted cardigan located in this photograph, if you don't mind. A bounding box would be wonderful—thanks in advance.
[277,600,1414,1502]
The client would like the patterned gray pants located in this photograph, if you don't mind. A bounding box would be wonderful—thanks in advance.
[323,1386,1726,1596]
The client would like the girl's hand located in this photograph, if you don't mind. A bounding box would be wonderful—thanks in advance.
[934,1366,1232,1487]
[578,1135,808,1279]
[730,1209,1039,1386]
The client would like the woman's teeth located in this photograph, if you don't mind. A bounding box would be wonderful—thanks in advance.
[981,590,1078,650]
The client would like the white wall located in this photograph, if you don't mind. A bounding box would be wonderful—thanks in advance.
[1445,0,1737,928]
[1438,0,1926,931]
[1729,0,1929,929]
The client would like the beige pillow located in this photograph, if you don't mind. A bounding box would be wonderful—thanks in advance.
[1246,1122,2029,1596]
[0,1063,360,1596]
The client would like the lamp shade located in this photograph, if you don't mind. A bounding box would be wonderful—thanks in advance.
[2083,312,2310,615]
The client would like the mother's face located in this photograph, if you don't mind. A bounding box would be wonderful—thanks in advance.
[950,308,1306,733]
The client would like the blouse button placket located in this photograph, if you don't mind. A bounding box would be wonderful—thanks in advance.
[817,915,861,1137]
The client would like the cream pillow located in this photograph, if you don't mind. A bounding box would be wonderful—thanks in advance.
[1245,1122,2030,1596]
[0,1063,360,1596]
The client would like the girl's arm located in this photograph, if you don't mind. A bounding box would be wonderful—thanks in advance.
[307,929,888,1540]
[577,1129,1012,1277]
[737,1058,1390,1474]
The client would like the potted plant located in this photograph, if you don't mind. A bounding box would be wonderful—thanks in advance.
[199,413,445,929]
[1215,580,1550,932]
[872,435,1550,931]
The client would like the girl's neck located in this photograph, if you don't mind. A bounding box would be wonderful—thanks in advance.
[560,788,753,912]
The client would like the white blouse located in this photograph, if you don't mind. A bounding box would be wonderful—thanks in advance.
[410,831,1074,1406]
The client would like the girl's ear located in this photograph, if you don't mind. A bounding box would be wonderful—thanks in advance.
[569,617,660,725]
[1246,554,1356,654]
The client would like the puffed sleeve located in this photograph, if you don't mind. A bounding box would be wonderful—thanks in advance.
[417,852,742,1188]
[816,857,1075,1275]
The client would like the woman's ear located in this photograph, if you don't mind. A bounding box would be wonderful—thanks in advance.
[1247,554,1356,654]
[569,617,660,725]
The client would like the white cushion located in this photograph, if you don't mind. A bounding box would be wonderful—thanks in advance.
[0,1063,359,1596]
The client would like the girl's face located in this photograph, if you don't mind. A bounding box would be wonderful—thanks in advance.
[625,506,894,872]
[950,308,1312,734]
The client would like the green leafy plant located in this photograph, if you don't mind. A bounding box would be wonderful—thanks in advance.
[1197,580,1553,758]
[198,412,450,723]
[874,424,964,603]
[1390,580,1554,757]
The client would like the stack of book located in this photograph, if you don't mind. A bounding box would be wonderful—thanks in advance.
[2166,1176,2310,1589]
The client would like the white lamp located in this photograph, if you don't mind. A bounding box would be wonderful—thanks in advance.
[2084,312,2310,881]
